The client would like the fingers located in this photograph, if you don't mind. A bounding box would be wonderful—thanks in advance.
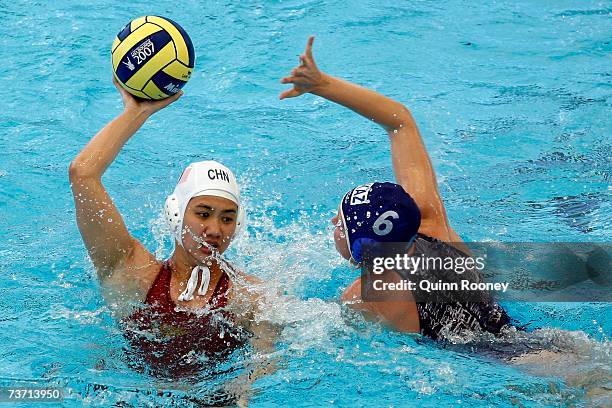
[280,76,297,84]
[162,90,184,106]
[279,37,315,101]
[279,88,301,100]
[305,36,315,59]
[281,69,303,82]
[169,90,184,102]
[147,90,184,113]
[280,67,308,83]
[113,76,125,93]
[113,76,133,100]
[291,67,307,77]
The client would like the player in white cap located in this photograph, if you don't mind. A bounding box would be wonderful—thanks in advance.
[69,80,274,382]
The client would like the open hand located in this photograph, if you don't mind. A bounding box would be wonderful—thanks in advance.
[113,76,183,116]
[279,36,327,99]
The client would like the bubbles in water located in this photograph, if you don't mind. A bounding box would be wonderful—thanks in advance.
[146,198,373,357]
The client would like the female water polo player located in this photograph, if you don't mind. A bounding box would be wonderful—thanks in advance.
[280,37,515,340]
[69,79,275,379]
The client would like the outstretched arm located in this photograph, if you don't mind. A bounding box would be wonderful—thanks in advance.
[69,79,182,282]
[280,37,455,239]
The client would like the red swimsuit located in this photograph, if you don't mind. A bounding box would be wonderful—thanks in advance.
[122,262,249,377]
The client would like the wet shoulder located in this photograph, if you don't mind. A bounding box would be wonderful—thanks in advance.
[415,225,471,256]
[413,233,470,258]
[101,254,164,306]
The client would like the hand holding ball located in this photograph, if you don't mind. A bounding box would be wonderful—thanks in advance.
[112,16,195,100]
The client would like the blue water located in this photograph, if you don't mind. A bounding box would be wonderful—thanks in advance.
[1,0,611,406]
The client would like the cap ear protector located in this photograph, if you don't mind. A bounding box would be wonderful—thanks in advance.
[165,193,246,247]
[350,237,378,264]
[165,194,181,238]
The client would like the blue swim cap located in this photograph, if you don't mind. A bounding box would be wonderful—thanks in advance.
[339,182,421,263]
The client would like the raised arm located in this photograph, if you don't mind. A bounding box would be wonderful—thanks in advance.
[280,37,456,239]
[69,79,182,282]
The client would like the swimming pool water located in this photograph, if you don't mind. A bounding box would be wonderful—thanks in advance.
[0,0,610,406]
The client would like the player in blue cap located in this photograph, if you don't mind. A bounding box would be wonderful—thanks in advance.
[280,37,514,340]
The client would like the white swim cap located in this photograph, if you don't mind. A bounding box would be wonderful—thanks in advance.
[165,161,245,247]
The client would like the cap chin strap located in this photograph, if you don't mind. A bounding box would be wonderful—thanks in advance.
[165,193,244,302]
[176,229,215,302]
[178,265,211,302]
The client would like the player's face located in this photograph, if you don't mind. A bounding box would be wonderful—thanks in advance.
[181,195,237,261]
[331,211,351,260]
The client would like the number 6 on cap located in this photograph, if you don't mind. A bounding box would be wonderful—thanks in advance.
[373,211,399,236]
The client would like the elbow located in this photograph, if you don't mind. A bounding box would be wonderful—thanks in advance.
[396,105,416,129]
[384,104,416,134]
[68,159,97,182]
[68,160,83,181]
